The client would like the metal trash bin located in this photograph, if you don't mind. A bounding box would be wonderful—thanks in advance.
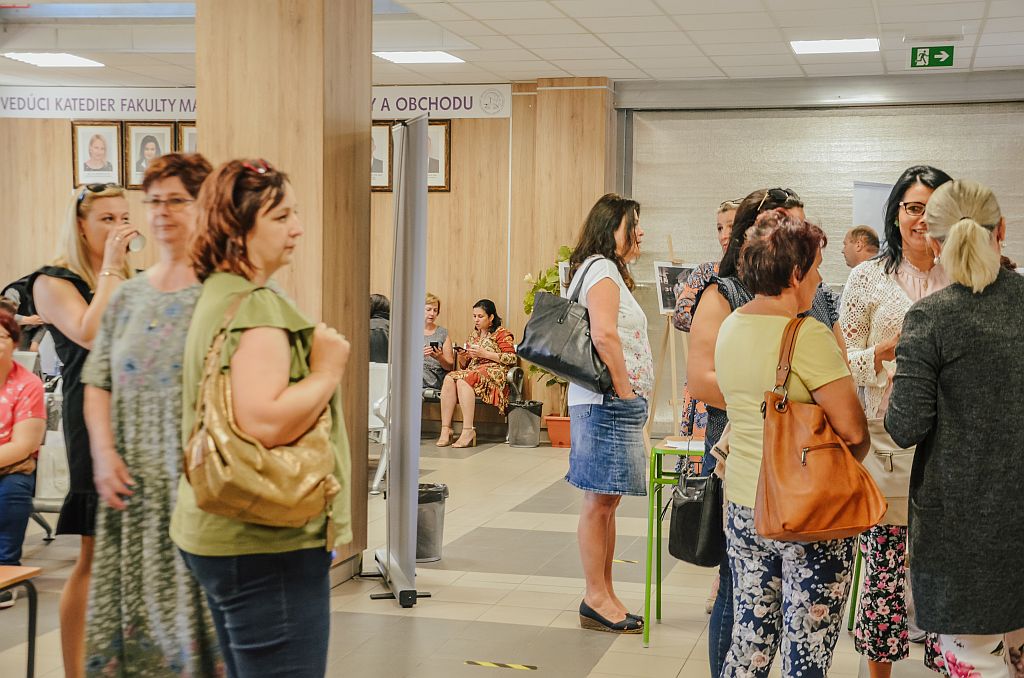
[507,400,543,448]
[416,483,449,563]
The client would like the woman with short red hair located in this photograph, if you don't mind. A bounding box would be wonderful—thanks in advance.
[715,211,869,677]
[0,309,45,609]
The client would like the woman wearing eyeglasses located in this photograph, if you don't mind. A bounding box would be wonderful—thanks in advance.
[29,183,138,678]
[839,165,952,678]
[687,187,845,678]
[79,154,223,676]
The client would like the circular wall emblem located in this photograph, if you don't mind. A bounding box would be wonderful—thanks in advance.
[480,88,505,115]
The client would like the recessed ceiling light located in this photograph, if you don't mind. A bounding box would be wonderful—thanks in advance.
[2,52,104,68]
[790,39,880,55]
[373,51,464,64]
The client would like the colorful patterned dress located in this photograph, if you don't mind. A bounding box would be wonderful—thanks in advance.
[447,326,517,414]
[81,274,222,677]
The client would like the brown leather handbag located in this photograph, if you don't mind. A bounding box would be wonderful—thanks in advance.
[755,317,886,542]
[184,292,340,529]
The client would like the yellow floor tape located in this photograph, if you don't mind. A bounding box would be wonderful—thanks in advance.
[465,660,539,670]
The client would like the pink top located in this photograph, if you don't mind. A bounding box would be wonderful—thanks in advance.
[894,259,949,303]
[0,361,45,448]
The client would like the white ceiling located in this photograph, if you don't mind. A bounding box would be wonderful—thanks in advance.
[0,0,1022,87]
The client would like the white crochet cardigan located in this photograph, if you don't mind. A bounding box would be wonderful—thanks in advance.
[839,259,914,419]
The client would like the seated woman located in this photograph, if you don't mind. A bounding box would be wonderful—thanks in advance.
[423,292,454,390]
[369,293,390,363]
[437,299,516,448]
[0,309,46,609]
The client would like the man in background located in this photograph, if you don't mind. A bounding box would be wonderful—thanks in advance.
[841,225,880,268]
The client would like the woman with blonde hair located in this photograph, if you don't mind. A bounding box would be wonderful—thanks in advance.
[30,183,138,677]
[887,179,1024,676]
[423,292,453,390]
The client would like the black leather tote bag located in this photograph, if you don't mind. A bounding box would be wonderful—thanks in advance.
[517,257,612,394]
[668,474,725,567]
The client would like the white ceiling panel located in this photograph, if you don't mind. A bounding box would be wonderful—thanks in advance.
[878,2,987,24]
[781,25,884,41]
[511,33,604,47]
[531,46,621,60]
[552,0,664,18]
[772,8,877,28]
[975,44,1024,58]
[973,55,1024,67]
[450,48,539,61]
[613,44,705,59]
[654,0,763,13]
[550,58,637,71]
[628,56,718,69]
[800,63,885,76]
[881,20,982,35]
[977,31,1024,46]
[482,18,586,34]
[465,35,521,48]
[670,12,772,31]
[984,17,1024,32]
[720,63,805,77]
[599,32,694,47]
[794,51,886,65]
[562,65,650,78]
[701,41,795,56]
[576,16,682,33]
[453,2,564,21]
[765,0,872,9]
[710,54,799,67]
[988,1,1024,18]
[401,2,472,21]
[688,28,785,44]
[641,67,727,79]
[434,19,498,35]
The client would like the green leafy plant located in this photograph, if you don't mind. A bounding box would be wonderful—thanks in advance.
[522,245,573,416]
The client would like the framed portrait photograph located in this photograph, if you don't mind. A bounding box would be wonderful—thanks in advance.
[370,121,392,192]
[124,122,174,189]
[176,122,198,154]
[654,261,695,316]
[72,121,121,187]
[427,119,451,192]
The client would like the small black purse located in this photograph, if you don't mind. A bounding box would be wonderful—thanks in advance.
[517,257,612,394]
[668,473,725,567]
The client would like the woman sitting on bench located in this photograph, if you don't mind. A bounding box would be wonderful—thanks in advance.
[437,299,516,448]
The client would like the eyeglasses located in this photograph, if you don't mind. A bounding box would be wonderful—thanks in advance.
[77,183,119,205]
[756,187,803,212]
[142,197,194,212]
[899,201,927,216]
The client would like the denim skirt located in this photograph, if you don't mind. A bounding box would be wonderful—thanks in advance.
[565,395,648,496]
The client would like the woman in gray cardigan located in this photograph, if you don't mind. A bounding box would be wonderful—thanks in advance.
[886,179,1024,676]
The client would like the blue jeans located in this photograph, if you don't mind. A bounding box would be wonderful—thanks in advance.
[0,472,35,566]
[702,436,731,678]
[181,547,332,678]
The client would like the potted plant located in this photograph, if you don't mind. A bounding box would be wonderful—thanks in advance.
[523,246,573,448]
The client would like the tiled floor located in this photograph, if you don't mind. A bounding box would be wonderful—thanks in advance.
[0,436,933,677]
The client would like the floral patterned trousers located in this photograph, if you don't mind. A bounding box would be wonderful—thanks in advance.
[722,502,855,678]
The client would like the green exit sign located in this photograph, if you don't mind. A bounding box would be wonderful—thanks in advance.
[911,46,955,68]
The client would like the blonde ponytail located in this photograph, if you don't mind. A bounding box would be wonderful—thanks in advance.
[940,218,1000,293]
[925,179,1003,294]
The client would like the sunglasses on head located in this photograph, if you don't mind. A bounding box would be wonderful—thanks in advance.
[77,183,119,205]
[242,159,274,175]
[755,187,803,212]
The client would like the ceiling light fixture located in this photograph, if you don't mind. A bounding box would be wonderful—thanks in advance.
[2,52,104,68]
[373,51,464,64]
[790,39,880,55]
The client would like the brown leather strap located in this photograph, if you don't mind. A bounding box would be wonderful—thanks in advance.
[774,316,808,389]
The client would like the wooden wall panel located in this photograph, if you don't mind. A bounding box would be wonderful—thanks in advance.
[196,0,370,565]
[369,117,510,346]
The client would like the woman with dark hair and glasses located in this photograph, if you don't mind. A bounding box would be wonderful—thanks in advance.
[839,165,952,678]
[565,193,653,634]
[687,187,844,677]
[80,154,222,675]
[437,299,516,448]
[29,183,138,677]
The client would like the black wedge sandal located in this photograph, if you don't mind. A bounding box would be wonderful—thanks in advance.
[578,601,643,634]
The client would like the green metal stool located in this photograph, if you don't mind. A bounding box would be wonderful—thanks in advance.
[643,438,705,648]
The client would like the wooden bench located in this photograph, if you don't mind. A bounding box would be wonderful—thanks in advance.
[0,565,42,678]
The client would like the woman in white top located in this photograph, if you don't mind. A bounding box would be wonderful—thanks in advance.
[565,193,654,634]
[839,164,952,678]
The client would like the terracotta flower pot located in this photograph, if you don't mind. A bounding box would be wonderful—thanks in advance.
[545,415,571,448]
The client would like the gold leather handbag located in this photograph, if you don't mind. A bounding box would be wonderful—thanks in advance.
[184,292,340,528]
